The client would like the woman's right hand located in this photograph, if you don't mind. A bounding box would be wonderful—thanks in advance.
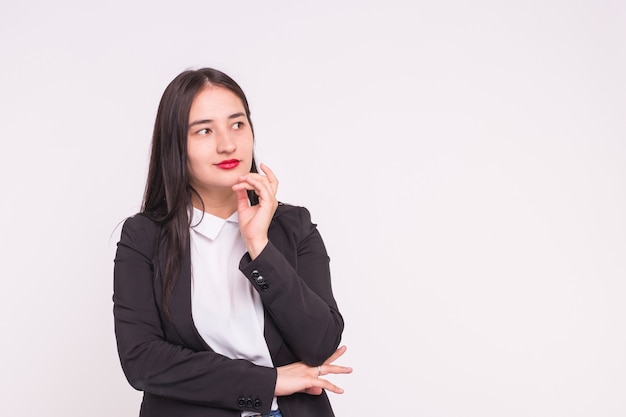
[274,345,352,396]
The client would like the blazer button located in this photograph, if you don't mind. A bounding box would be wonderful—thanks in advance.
[261,283,269,291]
[237,397,246,407]
[255,275,265,284]
[254,399,262,409]
[251,270,260,278]
[245,398,253,408]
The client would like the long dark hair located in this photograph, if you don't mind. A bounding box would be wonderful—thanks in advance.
[141,68,258,318]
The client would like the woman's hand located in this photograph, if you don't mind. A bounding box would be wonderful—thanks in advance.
[232,163,279,259]
[274,346,353,396]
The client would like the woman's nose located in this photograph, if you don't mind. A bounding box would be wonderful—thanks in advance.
[216,131,236,153]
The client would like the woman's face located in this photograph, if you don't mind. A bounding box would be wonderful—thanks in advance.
[186,84,254,197]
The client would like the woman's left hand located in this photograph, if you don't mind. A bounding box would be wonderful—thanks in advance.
[275,345,353,396]
[232,163,279,259]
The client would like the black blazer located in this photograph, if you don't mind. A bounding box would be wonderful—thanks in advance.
[113,204,344,417]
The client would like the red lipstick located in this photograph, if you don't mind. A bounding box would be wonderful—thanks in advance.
[216,159,240,169]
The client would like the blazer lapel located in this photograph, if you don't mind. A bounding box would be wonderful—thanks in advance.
[167,241,211,351]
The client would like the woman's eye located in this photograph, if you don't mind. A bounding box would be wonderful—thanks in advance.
[198,128,212,135]
[233,121,244,130]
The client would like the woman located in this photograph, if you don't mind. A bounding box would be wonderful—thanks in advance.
[113,67,351,417]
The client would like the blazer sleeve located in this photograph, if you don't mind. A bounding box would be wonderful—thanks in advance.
[239,205,344,366]
[113,215,276,414]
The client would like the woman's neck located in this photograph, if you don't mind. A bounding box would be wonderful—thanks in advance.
[191,191,239,219]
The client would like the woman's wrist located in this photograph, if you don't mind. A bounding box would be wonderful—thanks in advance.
[246,238,269,260]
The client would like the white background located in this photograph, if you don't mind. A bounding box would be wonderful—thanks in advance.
[1,1,625,416]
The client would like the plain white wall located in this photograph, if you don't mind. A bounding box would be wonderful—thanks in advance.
[1,1,625,416]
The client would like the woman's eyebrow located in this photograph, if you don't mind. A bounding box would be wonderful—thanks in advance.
[189,112,245,128]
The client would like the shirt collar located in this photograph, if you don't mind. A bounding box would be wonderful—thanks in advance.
[190,207,239,240]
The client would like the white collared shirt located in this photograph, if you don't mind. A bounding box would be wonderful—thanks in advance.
[189,207,278,413]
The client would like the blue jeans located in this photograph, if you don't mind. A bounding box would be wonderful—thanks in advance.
[261,410,282,417]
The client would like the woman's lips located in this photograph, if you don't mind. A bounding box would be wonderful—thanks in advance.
[216,159,240,169]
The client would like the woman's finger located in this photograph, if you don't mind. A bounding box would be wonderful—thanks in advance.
[242,173,274,192]
[259,163,279,191]
[236,174,278,201]
[318,363,353,377]
[323,345,348,365]
[311,376,346,395]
